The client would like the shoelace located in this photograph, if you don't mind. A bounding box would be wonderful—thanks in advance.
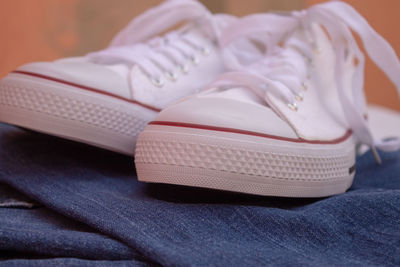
[209,48,307,109]
[87,0,220,87]
[87,0,299,88]
[208,1,400,163]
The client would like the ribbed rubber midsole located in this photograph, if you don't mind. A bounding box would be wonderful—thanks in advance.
[135,124,356,197]
[0,75,157,154]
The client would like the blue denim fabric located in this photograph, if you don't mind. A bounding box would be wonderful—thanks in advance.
[0,122,399,266]
[0,183,137,260]
[1,258,140,267]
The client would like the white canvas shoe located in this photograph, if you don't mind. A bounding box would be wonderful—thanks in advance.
[0,0,254,155]
[135,1,400,197]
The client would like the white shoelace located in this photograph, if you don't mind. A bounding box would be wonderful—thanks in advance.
[210,48,307,108]
[208,1,400,163]
[87,0,299,88]
[87,0,220,87]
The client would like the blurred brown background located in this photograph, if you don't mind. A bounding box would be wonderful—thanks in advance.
[0,0,399,110]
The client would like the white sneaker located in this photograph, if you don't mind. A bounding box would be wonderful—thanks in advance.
[0,0,243,155]
[135,1,400,197]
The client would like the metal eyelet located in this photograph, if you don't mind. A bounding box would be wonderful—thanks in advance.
[190,55,200,65]
[150,77,165,87]
[288,102,298,111]
[200,47,210,56]
[301,82,308,91]
[179,64,189,74]
[295,92,304,101]
[165,71,178,82]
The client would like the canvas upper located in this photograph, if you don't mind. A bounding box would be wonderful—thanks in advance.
[151,1,400,161]
[10,0,235,111]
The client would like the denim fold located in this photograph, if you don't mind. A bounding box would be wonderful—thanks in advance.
[0,123,399,266]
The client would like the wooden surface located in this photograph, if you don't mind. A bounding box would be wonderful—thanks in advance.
[0,0,398,110]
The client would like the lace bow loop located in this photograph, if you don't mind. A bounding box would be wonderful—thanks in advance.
[306,1,400,162]
[110,0,215,46]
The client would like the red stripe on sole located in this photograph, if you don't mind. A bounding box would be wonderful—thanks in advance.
[149,121,352,144]
[11,70,162,112]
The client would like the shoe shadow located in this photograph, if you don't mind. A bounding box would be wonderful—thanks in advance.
[0,124,134,177]
[144,183,324,209]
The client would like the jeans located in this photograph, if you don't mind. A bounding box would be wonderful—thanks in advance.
[0,122,399,266]
[0,182,138,261]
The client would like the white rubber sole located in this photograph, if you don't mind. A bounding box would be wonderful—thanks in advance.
[135,124,356,197]
[0,73,157,155]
